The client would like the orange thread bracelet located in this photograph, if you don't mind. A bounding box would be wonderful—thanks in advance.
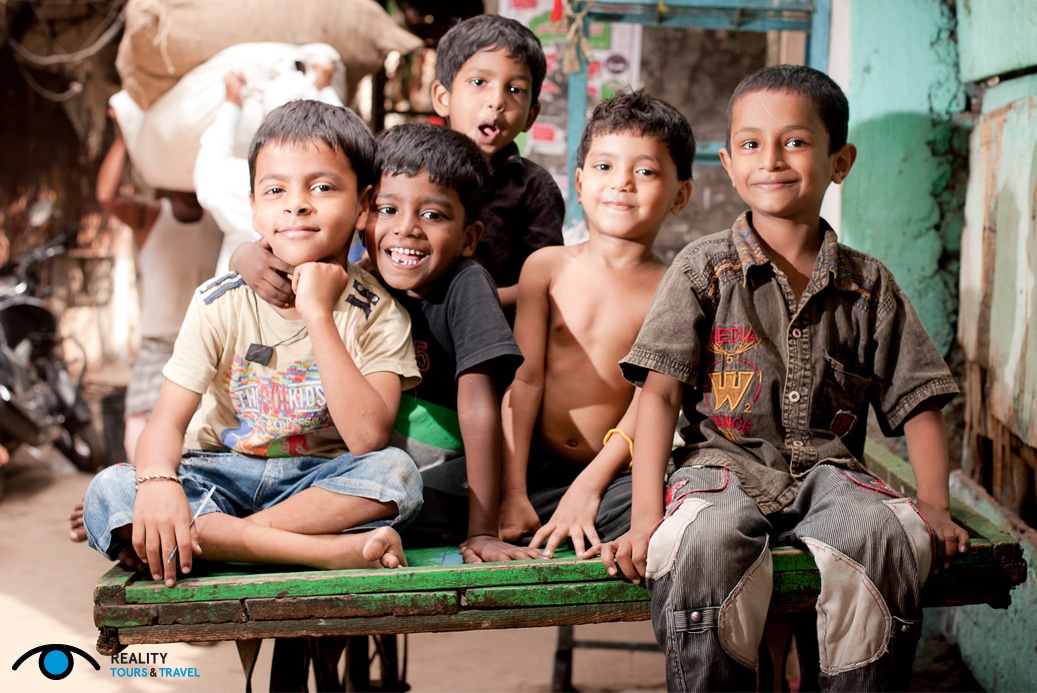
[603,428,635,468]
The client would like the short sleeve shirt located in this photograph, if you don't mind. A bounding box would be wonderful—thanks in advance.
[165,263,420,458]
[473,142,565,289]
[390,259,524,470]
[621,212,958,514]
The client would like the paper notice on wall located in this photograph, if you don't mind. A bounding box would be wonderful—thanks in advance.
[498,1,642,188]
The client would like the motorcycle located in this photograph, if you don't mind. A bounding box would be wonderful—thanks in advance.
[0,200,106,498]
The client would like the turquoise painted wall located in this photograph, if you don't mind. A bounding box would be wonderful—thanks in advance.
[933,475,1037,690]
[841,0,967,355]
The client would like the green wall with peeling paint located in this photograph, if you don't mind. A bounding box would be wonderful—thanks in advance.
[840,0,967,356]
[838,2,1037,690]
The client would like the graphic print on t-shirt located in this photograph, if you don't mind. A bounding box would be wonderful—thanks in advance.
[221,354,331,456]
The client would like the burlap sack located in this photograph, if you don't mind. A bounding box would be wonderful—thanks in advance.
[116,0,423,109]
[111,42,344,191]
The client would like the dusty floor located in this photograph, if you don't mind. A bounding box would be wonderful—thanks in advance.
[0,444,981,693]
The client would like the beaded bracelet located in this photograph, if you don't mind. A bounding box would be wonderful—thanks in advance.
[603,428,635,469]
[135,473,182,491]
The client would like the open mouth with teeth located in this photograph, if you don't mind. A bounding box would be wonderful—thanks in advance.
[386,246,429,267]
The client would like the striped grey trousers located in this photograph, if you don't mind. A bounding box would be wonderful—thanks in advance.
[645,463,932,691]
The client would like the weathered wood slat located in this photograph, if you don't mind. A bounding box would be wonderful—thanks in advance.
[244,591,458,621]
[111,602,652,645]
[122,557,617,604]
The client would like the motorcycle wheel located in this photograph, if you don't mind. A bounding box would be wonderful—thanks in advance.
[55,420,107,472]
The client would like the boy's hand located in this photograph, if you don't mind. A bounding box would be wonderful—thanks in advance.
[916,499,970,572]
[231,239,295,308]
[530,487,603,559]
[498,492,542,543]
[131,482,200,587]
[308,61,334,91]
[292,261,349,321]
[600,522,653,584]
[224,71,246,107]
[459,535,544,564]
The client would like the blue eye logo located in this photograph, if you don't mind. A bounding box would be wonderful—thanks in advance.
[12,644,100,680]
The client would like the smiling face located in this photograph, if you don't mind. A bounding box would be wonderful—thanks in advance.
[719,89,855,232]
[362,170,481,296]
[250,139,368,268]
[575,131,691,242]
[431,48,539,159]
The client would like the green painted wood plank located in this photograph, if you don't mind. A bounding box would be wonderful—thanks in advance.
[865,440,1024,551]
[123,557,617,604]
[244,591,458,622]
[111,602,652,645]
[463,581,649,608]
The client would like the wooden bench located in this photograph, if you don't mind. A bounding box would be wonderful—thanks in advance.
[93,441,1028,691]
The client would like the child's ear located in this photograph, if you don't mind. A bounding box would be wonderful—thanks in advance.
[521,102,541,132]
[431,81,451,119]
[830,143,857,184]
[671,180,693,215]
[249,192,258,232]
[355,185,373,232]
[718,148,735,183]
[574,165,583,205]
[460,220,483,257]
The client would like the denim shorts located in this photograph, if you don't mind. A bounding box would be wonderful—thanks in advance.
[83,447,423,560]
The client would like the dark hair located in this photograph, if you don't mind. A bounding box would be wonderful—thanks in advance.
[576,88,696,181]
[247,100,376,192]
[726,64,849,153]
[375,123,490,225]
[434,14,547,106]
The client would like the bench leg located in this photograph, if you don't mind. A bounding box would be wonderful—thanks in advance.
[552,625,575,692]
[270,638,310,692]
[235,640,262,693]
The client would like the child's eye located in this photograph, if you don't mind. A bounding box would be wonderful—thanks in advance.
[636,167,657,177]
[377,205,397,216]
[593,163,611,171]
[421,210,446,222]
[739,141,759,151]
[785,138,807,149]
[470,78,485,87]
[264,186,285,196]
[508,85,527,96]
[312,183,335,193]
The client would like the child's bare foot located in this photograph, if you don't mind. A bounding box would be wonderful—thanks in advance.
[116,546,148,574]
[69,502,87,542]
[362,526,407,568]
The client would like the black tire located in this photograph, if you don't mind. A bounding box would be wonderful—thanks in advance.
[55,419,107,472]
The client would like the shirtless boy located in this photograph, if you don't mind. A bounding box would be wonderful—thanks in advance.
[499,89,694,557]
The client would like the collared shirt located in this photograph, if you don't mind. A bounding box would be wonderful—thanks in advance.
[621,212,958,514]
[474,142,565,289]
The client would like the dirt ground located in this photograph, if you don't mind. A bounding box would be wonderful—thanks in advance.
[0,444,981,693]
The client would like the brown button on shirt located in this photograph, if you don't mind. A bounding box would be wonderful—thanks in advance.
[621,212,958,514]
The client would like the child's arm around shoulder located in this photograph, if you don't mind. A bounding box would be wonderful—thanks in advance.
[293,262,400,454]
[902,403,970,571]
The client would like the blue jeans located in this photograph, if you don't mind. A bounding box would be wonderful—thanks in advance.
[646,463,932,691]
[83,447,423,560]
